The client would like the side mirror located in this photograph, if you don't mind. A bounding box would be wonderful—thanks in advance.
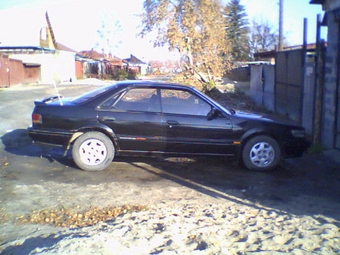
[207,108,219,120]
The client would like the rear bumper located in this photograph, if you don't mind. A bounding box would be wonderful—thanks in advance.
[28,127,73,146]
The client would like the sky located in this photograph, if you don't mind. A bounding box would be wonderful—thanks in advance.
[242,0,326,46]
[0,0,326,61]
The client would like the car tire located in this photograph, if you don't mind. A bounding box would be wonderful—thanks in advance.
[72,131,115,171]
[242,135,281,171]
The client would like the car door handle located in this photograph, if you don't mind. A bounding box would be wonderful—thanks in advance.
[99,117,115,122]
[167,120,179,128]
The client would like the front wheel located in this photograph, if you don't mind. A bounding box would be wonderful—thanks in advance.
[72,131,115,171]
[242,135,281,171]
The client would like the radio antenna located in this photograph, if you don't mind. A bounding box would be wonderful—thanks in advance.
[53,81,63,106]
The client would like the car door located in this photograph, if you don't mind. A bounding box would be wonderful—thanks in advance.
[97,88,162,152]
[160,88,235,155]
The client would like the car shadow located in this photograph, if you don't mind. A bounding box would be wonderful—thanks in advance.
[2,129,340,224]
[1,233,82,255]
[119,154,340,225]
[1,128,74,166]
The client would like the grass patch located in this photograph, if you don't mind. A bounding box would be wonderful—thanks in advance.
[307,143,325,154]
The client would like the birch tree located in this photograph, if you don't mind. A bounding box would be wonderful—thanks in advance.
[140,0,229,90]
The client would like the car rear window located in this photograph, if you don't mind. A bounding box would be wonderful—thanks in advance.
[70,84,117,104]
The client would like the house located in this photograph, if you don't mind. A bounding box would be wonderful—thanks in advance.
[310,0,340,150]
[77,49,123,79]
[123,54,148,76]
[0,12,76,86]
[0,46,62,87]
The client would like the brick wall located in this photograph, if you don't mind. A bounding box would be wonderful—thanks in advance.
[75,60,83,79]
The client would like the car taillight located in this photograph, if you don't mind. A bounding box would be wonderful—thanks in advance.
[32,113,42,124]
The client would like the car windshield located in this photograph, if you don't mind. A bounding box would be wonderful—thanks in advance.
[71,84,118,104]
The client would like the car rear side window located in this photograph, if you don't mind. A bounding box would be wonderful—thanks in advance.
[111,88,160,112]
[100,93,122,109]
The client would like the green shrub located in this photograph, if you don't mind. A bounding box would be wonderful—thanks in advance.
[113,69,128,81]
[308,143,324,154]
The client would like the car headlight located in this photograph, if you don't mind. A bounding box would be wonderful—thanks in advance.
[291,129,305,138]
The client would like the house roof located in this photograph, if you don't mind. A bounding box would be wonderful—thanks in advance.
[77,49,123,63]
[45,12,57,49]
[44,12,77,53]
[78,49,104,59]
[56,43,77,53]
[123,54,146,65]
[0,46,55,53]
[0,45,77,55]
[253,50,276,59]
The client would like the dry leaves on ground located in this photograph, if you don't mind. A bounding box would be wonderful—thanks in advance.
[16,205,147,228]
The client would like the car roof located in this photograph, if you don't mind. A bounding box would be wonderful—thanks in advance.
[112,80,195,90]
[70,80,200,106]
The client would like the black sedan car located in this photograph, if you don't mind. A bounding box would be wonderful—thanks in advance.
[28,80,310,172]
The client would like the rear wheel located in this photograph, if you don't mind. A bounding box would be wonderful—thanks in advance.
[242,135,281,171]
[72,131,115,171]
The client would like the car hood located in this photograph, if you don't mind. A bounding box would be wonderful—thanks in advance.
[233,110,301,126]
[233,111,273,122]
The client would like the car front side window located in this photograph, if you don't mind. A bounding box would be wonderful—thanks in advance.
[161,89,211,116]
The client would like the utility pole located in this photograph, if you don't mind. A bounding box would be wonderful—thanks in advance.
[278,0,283,51]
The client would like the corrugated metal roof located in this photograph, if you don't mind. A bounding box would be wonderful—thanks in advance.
[0,46,55,53]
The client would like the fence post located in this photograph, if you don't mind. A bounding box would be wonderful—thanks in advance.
[313,14,325,144]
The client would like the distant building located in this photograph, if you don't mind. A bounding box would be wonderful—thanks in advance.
[0,12,76,86]
[77,49,123,79]
[123,54,148,75]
